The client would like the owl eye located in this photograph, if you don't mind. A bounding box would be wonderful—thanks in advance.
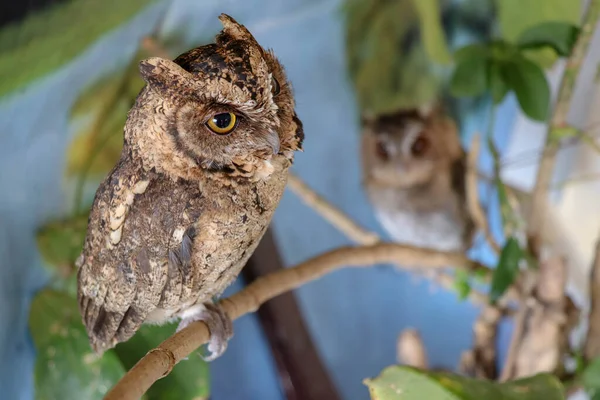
[271,77,280,96]
[375,139,390,161]
[410,136,429,157]
[206,112,238,135]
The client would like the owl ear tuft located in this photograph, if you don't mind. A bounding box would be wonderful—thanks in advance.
[139,57,197,101]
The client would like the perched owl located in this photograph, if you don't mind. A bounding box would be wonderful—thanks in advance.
[361,105,473,252]
[76,14,304,360]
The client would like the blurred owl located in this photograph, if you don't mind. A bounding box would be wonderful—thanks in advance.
[361,105,473,252]
[76,14,304,360]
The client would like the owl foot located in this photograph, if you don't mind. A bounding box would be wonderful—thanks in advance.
[177,303,233,361]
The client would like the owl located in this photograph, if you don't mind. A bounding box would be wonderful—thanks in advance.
[361,105,473,252]
[76,14,304,360]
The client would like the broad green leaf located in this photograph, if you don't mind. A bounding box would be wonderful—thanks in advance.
[67,63,144,178]
[495,0,580,67]
[490,237,522,303]
[449,44,489,98]
[36,213,89,278]
[344,0,442,113]
[67,104,126,178]
[583,357,600,399]
[29,289,125,400]
[501,55,550,121]
[0,0,158,97]
[516,22,580,57]
[114,323,210,400]
[411,0,452,65]
[364,365,564,400]
[488,62,509,104]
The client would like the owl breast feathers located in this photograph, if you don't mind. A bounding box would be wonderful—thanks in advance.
[77,14,304,353]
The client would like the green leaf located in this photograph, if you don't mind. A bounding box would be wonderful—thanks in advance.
[495,0,580,67]
[583,357,600,399]
[490,237,522,303]
[0,0,158,97]
[344,0,442,113]
[36,213,89,278]
[488,62,509,104]
[450,44,489,98]
[364,365,564,400]
[516,22,580,57]
[549,126,580,142]
[29,289,125,400]
[411,0,452,65]
[453,270,471,300]
[114,323,210,400]
[501,55,550,121]
[67,60,144,179]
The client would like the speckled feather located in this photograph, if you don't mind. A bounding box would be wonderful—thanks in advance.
[77,14,303,353]
[361,106,474,252]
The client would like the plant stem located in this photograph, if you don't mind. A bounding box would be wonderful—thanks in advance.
[527,0,600,256]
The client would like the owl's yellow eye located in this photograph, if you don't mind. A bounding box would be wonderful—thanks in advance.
[206,112,237,135]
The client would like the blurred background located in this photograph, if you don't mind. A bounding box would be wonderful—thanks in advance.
[1,0,600,399]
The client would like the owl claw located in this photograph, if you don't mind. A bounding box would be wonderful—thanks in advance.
[176,303,233,361]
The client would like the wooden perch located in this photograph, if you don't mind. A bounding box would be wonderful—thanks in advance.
[104,243,476,400]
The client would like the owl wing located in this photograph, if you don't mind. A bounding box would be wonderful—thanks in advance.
[77,154,165,353]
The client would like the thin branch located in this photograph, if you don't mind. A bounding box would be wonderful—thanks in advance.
[500,258,571,381]
[288,173,494,287]
[527,0,600,256]
[460,305,502,379]
[466,135,501,253]
[105,243,475,400]
[287,173,380,245]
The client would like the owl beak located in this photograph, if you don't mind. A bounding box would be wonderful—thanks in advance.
[266,131,281,155]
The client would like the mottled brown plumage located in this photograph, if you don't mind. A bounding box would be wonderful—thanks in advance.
[76,14,303,358]
[361,105,473,252]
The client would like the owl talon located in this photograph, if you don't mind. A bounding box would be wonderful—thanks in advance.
[177,303,233,361]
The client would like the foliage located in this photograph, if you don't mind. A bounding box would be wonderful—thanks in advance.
[495,0,580,67]
[583,357,600,400]
[343,0,445,114]
[364,366,565,399]
[36,213,89,278]
[0,0,159,97]
[450,20,579,121]
[411,0,451,65]
[67,55,145,181]
[489,237,522,303]
[29,289,126,400]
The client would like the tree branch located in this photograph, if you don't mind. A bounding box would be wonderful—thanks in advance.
[287,172,493,277]
[527,0,600,256]
[104,243,475,400]
[287,173,380,245]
